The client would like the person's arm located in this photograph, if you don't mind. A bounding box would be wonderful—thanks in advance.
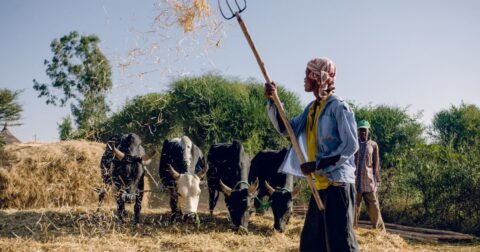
[265,82,303,136]
[320,101,359,169]
[373,142,381,183]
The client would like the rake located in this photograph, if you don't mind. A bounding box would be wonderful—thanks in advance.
[218,0,325,211]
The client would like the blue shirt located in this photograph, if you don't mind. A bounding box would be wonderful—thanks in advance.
[267,94,359,183]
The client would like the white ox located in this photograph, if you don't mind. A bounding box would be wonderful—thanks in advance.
[159,136,207,226]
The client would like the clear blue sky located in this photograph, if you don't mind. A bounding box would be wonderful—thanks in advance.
[1,0,479,142]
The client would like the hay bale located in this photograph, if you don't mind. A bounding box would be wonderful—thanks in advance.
[0,141,107,209]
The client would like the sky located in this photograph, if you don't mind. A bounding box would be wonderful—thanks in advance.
[1,0,479,142]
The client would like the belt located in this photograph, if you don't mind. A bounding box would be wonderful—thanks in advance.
[329,181,346,187]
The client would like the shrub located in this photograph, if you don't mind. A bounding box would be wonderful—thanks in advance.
[381,144,480,235]
[101,75,302,155]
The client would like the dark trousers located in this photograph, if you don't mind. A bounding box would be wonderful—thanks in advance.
[300,183,359,252]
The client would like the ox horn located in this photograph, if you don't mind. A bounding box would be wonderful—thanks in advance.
[112,146,125,160]
[219,180,232,197]
[265,180,276,196]
[142,150,157,166]
[196,163,208,179]
[166,164,181,180]
[249,178,259,195]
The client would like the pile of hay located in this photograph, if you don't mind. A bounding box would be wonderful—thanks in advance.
[0,141,107,209]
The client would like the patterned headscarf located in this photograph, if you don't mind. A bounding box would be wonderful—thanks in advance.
[307,57,336,93]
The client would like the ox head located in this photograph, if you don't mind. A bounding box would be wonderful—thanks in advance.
[161,136,207,225]
[110,133,154,202]
[265,181,294,232]
[166,136,195,172]
[220,178,259,231]
[166,162,207,224]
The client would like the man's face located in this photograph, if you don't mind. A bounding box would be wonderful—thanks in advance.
[304,68,317,92]
[358,128,369,142]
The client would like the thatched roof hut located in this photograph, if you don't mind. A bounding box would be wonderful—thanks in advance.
[0,122,21,144]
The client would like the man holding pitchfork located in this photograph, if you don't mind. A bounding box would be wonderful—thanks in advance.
[265,57,359,251]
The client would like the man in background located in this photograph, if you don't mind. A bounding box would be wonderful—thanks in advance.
[354,120,385,230]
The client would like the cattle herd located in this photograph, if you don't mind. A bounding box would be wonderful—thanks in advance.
[99,133,294,233]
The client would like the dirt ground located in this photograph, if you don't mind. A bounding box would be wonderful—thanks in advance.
[0,195,478,252]
[1,142,478,251]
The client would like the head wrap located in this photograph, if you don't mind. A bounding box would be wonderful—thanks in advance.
[307,57,336,93]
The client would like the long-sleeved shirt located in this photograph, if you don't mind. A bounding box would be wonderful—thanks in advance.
[355,140,380,192]
[267,94,359,183]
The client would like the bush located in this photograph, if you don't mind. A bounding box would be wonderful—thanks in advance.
[381,144,480,235]
[431,103,480,148]
[167,75,301,154]
[100,75,302,155]
[352,104,424,168]
[100,93,173,147]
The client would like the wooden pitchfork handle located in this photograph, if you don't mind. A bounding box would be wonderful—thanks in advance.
[234,12,325,211]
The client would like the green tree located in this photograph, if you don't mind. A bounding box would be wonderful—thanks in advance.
[0,88,23,126]
[387,144,480,235]
[58,116,73,141]
[352,104,424,167]
[99,93,174,146]
[167,75,301,154]
[33,31,112,140]
[431,103,480,148]
[100,75,302,155]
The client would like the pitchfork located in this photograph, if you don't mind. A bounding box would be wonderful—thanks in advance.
[219,0,325,211]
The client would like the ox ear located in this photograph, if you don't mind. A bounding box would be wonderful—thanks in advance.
[112,146,125,160]
[264,180,275,196]
[166,164,181,180]
[142,150,157,166]
[249,178,259,195]
[219,180,232,197]
[196,163,208,179]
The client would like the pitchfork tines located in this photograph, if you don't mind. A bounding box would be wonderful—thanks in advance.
[218,0,246,20]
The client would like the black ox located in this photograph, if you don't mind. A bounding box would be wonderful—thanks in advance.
[249,148,294,232]
[98,136,120,204]
[99,133,154,224]
[207,140,258,232]
[158,136,208,226]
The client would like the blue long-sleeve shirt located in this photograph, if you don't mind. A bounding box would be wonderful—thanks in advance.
[267,94,359,183]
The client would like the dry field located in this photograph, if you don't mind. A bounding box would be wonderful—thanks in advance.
[0,206,478,252]
[0,142,478,251]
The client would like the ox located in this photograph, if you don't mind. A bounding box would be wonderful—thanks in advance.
[249,148,294,232]
[105,133,154,224]
[158,136,207,226]
[207,140,258,232]
[98,136,120,205]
